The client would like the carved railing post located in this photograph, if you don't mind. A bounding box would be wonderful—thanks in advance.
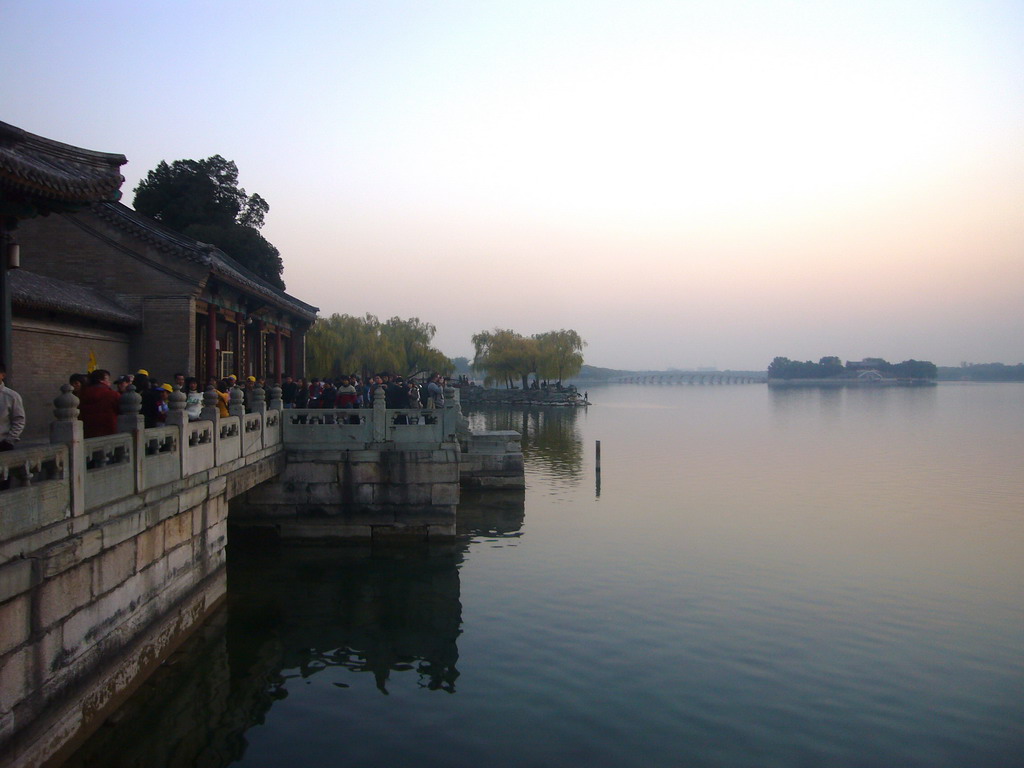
[117,383,144,433]
[448,386,471,444]
[443,384,460,443]
[268,384,283,412]
[116,384,145,493]
[165,384,188,475]
[50,384,84,516]
[372,385,387,443]
[250,385,267,415]
[165,384,188,427]
[229,385,245,418]
[201,385,221,423]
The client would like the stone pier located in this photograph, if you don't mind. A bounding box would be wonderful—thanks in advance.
[0,384,523,767]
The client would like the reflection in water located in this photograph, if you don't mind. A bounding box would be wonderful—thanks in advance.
[63,385,1022,768]
[261,545,463,696]
[64,541,465,767]
[457,488,526,539]
[463,405,584,485]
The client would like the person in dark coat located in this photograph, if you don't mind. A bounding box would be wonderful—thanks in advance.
[134,372,160,429]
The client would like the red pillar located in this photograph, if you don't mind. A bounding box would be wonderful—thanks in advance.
[206,306,217,383]
[274,327,282,382]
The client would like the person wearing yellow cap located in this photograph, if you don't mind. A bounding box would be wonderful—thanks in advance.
[136,369,149,377]
[153,381,170,424]
[243,375,258,412]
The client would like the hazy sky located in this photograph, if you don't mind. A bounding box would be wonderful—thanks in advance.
[3,0,1022,369]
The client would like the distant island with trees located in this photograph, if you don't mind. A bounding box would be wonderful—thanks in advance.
[767,356,937,383]
[766,357,1024,384]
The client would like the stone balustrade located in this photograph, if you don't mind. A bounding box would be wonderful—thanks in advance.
[0,385,284,768]
[0,382,521,767]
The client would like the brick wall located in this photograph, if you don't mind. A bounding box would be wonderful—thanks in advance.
[16,212,205,297]
[131,296,196,382]
[12,318,130,441]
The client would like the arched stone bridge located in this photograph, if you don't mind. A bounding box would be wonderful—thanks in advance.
[609,373,767,385]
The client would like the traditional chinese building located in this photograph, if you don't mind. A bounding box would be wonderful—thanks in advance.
[0,119,126,380]
[2,121,318,441]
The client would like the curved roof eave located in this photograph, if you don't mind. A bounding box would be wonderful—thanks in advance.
[94,201,319,323]
[0,121,125,209]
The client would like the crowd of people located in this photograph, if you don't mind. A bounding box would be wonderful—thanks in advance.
[281,372,446,412]
[0,365,450,451]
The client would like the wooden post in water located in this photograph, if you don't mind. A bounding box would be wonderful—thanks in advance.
[596,440,601,472]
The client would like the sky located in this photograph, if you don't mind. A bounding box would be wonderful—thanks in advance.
[3,0,1022,370]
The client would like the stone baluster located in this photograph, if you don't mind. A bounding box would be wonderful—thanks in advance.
[372,384,387,443]
[268,384,283,412]
[201,385,221,423]
[165,384,188,428]
[229,385,245,418]
[165,384,188,475]
[50,384,85,516]
[117,384,144,433]
[116,384,145,493]
[250,385,267,415]
[449,387,471,444]
[442,384,461,443]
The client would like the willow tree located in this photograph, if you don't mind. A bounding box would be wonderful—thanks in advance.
[383,316,451,378]
[535,329,586,383]
[472,327,587,388]
[307,313,451,379]
[471,329,531,388]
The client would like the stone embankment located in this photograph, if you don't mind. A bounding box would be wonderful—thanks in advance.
[0,383,523,767]
[456,386,588,407]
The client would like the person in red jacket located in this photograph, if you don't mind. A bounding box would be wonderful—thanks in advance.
[79,369,121,438]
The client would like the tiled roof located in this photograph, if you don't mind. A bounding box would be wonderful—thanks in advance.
[93,202,318,321]
[0,121,125,210]
[10,269,139,326]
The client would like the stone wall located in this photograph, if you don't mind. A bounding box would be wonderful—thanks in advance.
[0,387,523,766]
[460,431,525,489]
[231,445,461,541]
[0,391,283,768]
[457,385,586,406]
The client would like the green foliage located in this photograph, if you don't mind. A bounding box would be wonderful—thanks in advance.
[472,328,587,387]
[471,329,535,388]
[768,356,938,380]
[306,313,452,379]
[535,329,586,382]
[133,155,285,289]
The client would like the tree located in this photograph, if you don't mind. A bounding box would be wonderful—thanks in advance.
[535,329,586,382]
[133,156,285,289]
[892,359,938,379]
[306,313,452,379]
[471,329,535,388]
[472,328,587,388]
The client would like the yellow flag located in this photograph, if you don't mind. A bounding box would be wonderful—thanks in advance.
[87,351,97,373]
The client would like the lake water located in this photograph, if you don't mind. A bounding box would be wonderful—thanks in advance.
[65,383,1023,768]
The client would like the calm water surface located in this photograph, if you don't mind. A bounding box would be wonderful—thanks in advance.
[68,384,1024,768]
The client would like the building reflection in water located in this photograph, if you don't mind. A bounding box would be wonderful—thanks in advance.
[63,491,527,768]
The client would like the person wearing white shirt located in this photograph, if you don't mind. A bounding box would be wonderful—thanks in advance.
[0,362,26,451]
